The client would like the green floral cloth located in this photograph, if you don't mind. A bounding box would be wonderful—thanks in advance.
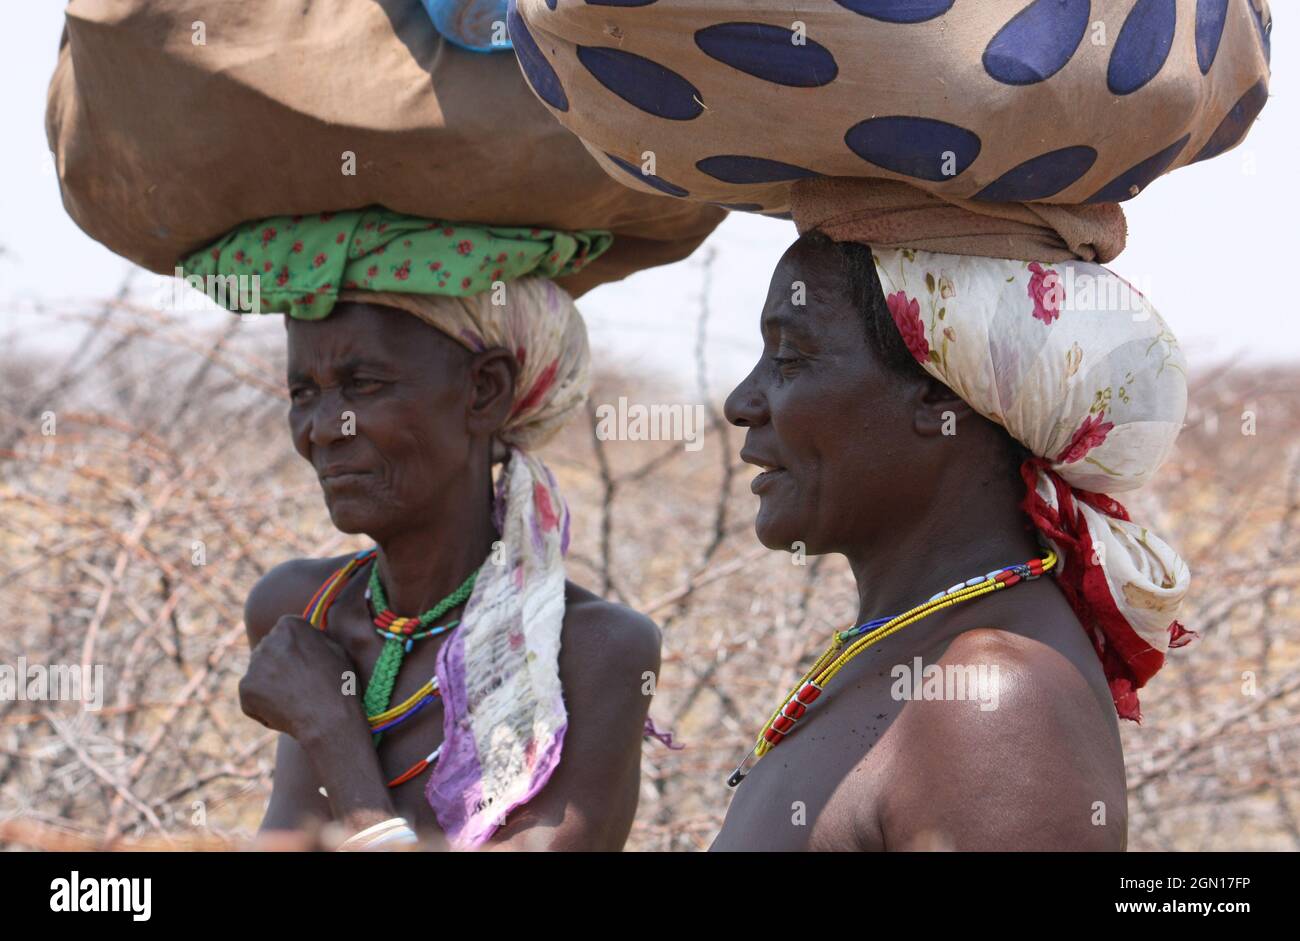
[180,207,613,319]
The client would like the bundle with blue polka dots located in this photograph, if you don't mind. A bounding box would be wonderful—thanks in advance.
[510,0,1271,241]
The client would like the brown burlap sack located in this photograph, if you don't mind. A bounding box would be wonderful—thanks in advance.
[512,0,1272,262]
[45,0,723,296]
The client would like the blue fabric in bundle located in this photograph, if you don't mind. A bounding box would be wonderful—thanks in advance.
[421,0,512,52]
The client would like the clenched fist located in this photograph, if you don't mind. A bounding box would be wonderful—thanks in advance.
[239,614,365,741]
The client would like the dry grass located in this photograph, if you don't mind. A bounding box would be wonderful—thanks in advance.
[2,280,1298,851]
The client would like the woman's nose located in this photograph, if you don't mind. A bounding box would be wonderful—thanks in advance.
[307,389,350,447]
[724,367,768,428]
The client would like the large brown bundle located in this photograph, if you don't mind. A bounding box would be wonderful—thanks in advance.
[512,0,1271,259]
[45,0,724,296]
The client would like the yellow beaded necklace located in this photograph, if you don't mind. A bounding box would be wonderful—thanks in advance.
[727,550,1057,787]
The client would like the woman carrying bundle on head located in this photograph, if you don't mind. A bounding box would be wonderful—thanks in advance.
[47,0,732,851]
[511,0,1272,850]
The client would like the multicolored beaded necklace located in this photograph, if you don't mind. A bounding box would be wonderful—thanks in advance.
[303,547,479,788]
[363,554,476,725]
[726,550,1057,788]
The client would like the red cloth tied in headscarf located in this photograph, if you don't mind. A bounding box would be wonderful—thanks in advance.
[1021,458,1192,722]
[866,248,1191,722]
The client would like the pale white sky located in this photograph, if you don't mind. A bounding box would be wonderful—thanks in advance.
[3,4,1296,395]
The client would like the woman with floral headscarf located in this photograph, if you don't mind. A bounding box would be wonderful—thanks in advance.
[715,231,1188,851]
[506,0,1270,852]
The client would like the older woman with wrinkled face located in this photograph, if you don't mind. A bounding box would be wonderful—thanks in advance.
[715,233,1189,852]
[186,209,660,851]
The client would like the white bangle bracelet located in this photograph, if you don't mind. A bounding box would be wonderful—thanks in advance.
[337,817,418,851]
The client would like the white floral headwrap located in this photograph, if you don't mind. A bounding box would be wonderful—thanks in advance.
[872,248,1191,721]
[343,277,586,846]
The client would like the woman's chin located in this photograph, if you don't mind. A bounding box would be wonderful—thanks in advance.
[324,499,375,536]
[754,505,802,553]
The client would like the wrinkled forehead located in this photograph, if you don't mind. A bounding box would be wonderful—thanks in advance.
[284,302,456,372]
[760,236,859,338]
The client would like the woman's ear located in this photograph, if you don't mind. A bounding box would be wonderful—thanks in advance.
[466,347,518,438]
[913,376,974,437]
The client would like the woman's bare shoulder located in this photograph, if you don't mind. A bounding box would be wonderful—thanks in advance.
[560,580,662,677]
[242,553,356,645]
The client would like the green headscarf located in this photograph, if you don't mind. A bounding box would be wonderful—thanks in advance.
[180,207,613,319]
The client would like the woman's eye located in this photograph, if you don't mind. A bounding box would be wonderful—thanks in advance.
[289,387,314,405]
[349,378,383,393]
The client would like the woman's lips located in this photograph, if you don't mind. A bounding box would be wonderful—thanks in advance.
[750,467,787,494]
[320,470,371,488]
[741,450,787,495]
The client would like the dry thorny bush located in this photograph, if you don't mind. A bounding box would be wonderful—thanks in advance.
[1,277,1297,851]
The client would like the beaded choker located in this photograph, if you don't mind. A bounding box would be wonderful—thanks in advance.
[727,551,1057,788]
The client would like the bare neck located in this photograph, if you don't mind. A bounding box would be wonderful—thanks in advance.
[846,460,1040,627]
[370,474,497,615]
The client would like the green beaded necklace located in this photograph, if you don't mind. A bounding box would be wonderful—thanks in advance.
[363,559,478,728]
